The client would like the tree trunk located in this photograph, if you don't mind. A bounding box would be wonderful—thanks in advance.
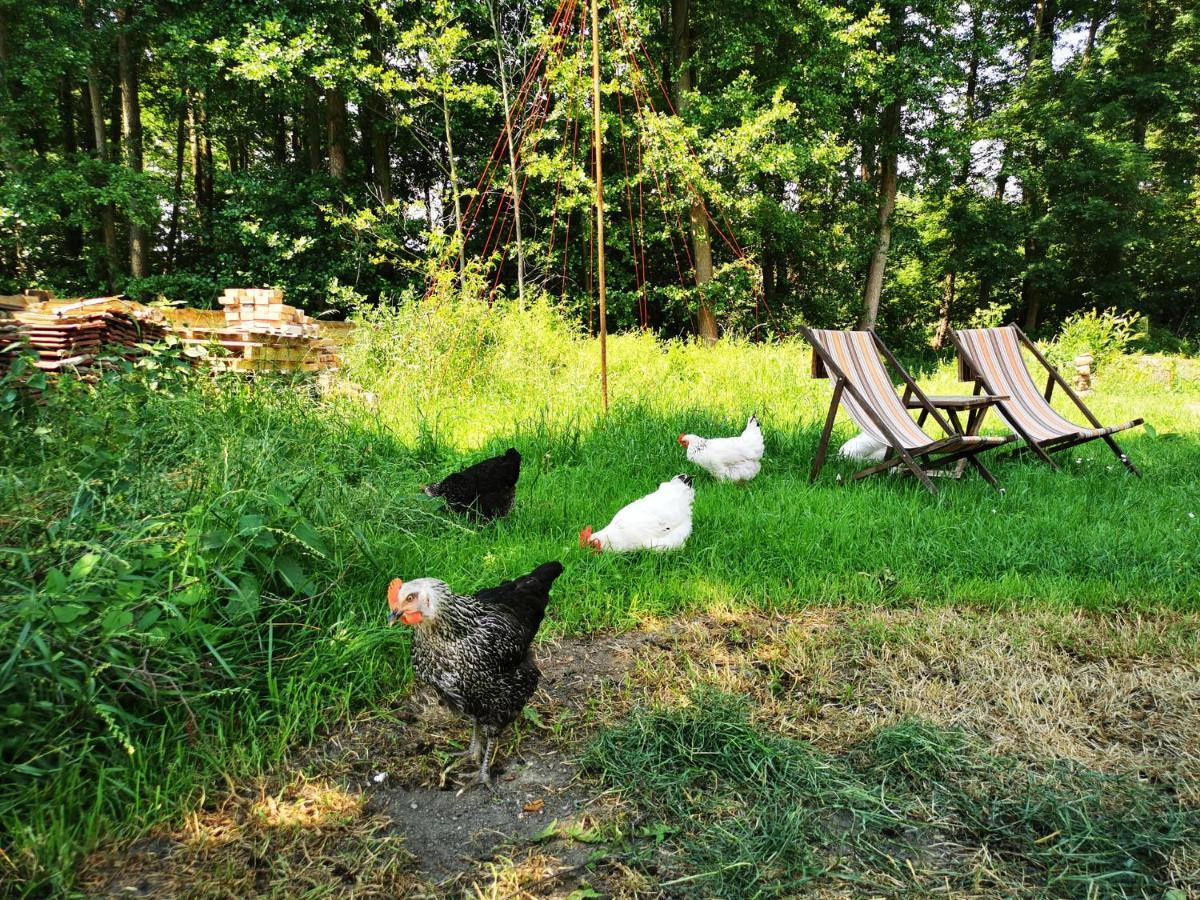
[363,8,393,205]
[1081,0,1107,69]
[85,52,120,286]
[60,76,85,258]
[934,271,956,349]
[304,83,323,173]
[488,0,525,304]
[272,109,288,165]
[188,89,214,238]
[441,88,466,273]
[327,88,349,180]
[859,97,900,330]
[118,5,150,279]
[932,3,981,349]
[166,94,186,269]
[1020,0,1056,331]
[671,0,716,344]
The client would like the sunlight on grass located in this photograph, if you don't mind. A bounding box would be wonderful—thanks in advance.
[2,300,1199,893]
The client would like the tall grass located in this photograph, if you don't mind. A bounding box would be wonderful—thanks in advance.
[2,299,1198,892]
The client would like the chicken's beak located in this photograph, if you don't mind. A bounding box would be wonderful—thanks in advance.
[387,578,403,626]
[677,434,688,448]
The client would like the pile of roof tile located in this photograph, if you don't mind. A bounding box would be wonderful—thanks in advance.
[1,292,167,375]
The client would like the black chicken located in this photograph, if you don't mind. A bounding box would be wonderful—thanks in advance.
[423,448,521,521]
[387,561,564,786]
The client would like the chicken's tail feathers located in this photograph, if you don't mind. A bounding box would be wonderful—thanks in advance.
[505,447,522,462]
[675,473,694,488]
[528,560,565,587]
[746,413,761,431]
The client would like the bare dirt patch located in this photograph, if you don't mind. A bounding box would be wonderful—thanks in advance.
[79,607,1200,897]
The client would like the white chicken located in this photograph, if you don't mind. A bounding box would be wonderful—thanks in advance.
[678,415,764,482]
[579,475,694,553]
[838,432,888,462]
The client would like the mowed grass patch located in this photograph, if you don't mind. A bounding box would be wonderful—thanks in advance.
[584,695,1199,897]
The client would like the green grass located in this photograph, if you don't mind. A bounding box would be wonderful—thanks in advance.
[584,692,1199,897]
[1,299,1198,893]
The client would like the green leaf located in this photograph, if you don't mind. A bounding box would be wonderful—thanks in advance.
[43,568,68,595]
[200,528,231,551]
[238,514,265,534]
[69,553,102,582]
[51,604,89,624]
[530,820,561,844]
[1143,422,1157,439]
[291,520,328,556]
[136,608,162,631]
[274,553,310,594]
[101,609,134,632]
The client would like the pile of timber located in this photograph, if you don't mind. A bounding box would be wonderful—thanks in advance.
[218,288,321,338]
[176,288,339,374]
[5,294,168,373]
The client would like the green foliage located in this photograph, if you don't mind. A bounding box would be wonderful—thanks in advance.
[0,365,413,893]
[1047,308,1143,371]
[2,0,1196,342]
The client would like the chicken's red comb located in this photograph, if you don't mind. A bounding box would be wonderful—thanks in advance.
[387,578,403,608]
[578,526,593,548]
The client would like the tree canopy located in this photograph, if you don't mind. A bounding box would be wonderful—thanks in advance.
[1,0,1197,344]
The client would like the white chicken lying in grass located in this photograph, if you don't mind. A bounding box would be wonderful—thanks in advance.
[579,475,694,553]
[839,432,888,462]
[678,415,764,482]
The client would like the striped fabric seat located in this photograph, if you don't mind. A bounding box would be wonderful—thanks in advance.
[955,327,1109,443]
[807,329,933,449]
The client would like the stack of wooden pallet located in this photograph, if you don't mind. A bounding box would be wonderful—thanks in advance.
[177,288,339,374]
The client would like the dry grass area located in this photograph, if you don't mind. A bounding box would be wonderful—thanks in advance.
[79,605,1200,897]
[630,606,1200,800]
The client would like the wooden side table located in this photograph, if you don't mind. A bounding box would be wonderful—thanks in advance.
[901,388,1010,477]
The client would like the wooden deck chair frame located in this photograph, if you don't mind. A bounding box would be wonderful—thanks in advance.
[802,326,1011,496]
[949,324,1143,476]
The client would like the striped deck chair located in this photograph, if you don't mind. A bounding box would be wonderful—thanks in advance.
[950,325,1144,475]
[802,327,1012,495]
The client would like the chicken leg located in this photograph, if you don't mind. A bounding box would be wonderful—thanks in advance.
[465,721,482,762]
[476,724,502,785]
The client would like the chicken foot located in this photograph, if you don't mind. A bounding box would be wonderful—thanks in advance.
[450,721,482,762]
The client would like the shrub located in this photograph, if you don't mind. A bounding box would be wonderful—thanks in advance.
[1046,307,1142,371]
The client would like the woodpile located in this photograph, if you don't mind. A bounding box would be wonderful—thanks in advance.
[219,288,321,338]
[177,288,340,374]
[2,288,342,379]
[1,292,167,375]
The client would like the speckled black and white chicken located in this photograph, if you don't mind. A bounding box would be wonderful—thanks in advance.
[387,561,564,786]
[423,448,521,522]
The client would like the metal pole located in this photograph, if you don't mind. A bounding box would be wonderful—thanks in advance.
[590,0,609,411]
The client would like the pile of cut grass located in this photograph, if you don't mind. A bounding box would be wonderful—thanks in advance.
[585,692,1199,897]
